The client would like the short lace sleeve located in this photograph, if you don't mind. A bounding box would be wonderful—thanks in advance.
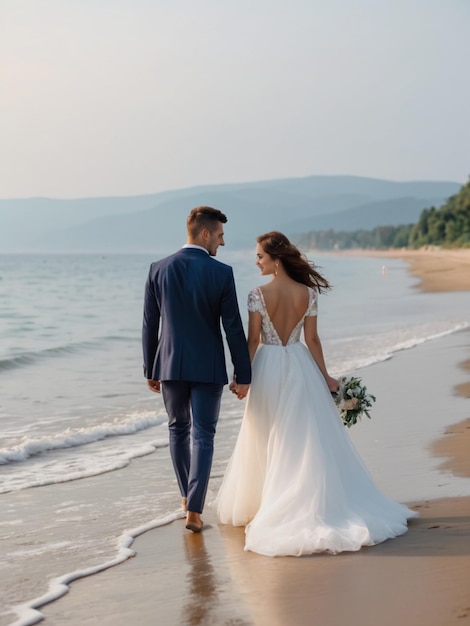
[247,288,263,313]
[306,287,318,317]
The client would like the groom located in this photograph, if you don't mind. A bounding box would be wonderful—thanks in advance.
[142,206,251,532]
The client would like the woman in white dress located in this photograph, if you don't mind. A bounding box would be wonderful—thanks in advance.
[216,231,417,557]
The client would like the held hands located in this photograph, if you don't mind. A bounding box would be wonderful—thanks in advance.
[148,378,249,399]
[147,379,161,393]
[229,378,250,400]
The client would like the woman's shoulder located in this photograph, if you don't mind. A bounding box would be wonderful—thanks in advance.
[247,286,264,312]
[287,282,317,312]
[306,285,318,315]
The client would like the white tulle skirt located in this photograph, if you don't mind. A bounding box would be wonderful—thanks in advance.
[215,342,417,557]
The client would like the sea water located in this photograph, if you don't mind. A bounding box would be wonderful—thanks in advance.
[1,251,469,624]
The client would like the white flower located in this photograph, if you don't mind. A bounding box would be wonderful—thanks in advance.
[343,398,359,410]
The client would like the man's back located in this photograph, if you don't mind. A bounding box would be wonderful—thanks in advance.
[143,247,250,384]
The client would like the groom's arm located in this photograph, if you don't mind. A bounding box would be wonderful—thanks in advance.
[142,267,161,381]
[220,269,251,385]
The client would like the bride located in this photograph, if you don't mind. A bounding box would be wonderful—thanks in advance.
[215,231,417,557]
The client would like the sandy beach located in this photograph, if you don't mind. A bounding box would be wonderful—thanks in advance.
[13,249,470,626]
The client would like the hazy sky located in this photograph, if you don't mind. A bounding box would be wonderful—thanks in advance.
[1,0,469,199]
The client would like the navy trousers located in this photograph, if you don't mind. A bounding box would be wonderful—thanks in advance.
[161,381,224,514]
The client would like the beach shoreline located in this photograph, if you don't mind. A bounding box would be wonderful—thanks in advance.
[333,247,470,293]
[344,247,470,483]
[37,495,470,626]
[5,248,470,626]
[361,247,470,481]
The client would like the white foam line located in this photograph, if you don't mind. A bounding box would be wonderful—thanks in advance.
[0,413,163,465]
[6,510,185,626]
[0,439,168,494]
[334,321,470,375]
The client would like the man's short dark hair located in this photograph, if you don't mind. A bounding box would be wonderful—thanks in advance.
[186,206,228,238]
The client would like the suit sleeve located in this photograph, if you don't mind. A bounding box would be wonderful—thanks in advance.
[220,268,252,385]
[142,267,160,379]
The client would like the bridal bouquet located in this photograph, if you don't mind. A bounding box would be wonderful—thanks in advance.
[332,376,376,428]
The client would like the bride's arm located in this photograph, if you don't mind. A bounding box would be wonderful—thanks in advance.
[304,315,338,392]
[247,311,261,361]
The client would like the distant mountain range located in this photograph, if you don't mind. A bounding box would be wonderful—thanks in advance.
[0,175,462,253]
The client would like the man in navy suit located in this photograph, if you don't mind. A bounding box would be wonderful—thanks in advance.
[143,206,251,532]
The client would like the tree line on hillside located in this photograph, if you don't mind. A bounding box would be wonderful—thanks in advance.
[295,178,470,250]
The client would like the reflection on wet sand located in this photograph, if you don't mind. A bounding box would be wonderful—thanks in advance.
[181,525,253,625]
[181,532,216,625]
[217,505,470,626]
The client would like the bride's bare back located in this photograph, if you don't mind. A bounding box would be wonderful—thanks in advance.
[258,280,309,346]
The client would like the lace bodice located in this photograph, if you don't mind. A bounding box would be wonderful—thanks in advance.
[247,286,317,346]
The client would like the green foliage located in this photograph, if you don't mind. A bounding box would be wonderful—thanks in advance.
[295,224,414,250]
[296,178,470,250]
[408,179,470,248]
[331,376,376,428]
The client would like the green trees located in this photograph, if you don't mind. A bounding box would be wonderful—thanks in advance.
[295,224,414,250]
[408,180,470,248]
[296,178,470,250]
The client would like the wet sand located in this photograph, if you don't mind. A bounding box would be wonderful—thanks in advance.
[40,496,470,626]
[11,248,470,626]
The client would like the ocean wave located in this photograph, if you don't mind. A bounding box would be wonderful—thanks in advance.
[0,437,168,494]
[0,336,136,371]
[0,343,97,371]
[331,321,470,375]
[0,413,164,465]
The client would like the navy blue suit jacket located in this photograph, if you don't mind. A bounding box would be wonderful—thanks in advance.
[142,247,251,385]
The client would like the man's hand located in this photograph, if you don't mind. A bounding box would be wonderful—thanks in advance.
[147,379,161,393]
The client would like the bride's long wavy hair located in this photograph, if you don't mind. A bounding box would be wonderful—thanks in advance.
[256,231,331,293]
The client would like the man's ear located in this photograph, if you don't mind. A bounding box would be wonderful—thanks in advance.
[200,227,210,242]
